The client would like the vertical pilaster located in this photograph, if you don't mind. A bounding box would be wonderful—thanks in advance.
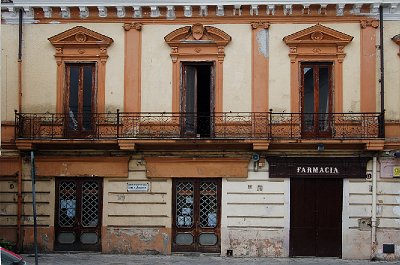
[360,20,379,112]
[124,23,142,112]
[251,22,270,112]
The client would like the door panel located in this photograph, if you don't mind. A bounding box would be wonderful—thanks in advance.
[301,63,333,138]
[290,178,316,256]
[315,179,343,257]
[290,178,342,257]
[65,63,96,137]
[55,178,102,251]
[172,179,221,253]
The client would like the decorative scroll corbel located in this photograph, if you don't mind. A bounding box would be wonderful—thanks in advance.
[360,19,379,29]
[251,21,270,30]
[124,22,142,31]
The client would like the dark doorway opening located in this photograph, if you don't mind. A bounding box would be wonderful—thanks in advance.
[290,178,343,257]
[181,62,214,137]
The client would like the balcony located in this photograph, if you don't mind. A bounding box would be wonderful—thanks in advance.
[14,111,383,151]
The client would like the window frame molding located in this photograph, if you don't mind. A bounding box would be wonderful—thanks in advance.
[164,23,231,112]
[49,26,113,113]
[283,24,353,113]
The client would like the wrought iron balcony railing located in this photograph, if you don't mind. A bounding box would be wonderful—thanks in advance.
[15,111,383,140]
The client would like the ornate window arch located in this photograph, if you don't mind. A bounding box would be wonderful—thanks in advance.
[283,24,353,112]
[49,26,113,113]
[164,24,231,112]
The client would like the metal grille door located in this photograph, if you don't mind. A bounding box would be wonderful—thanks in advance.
[55,178,102,251]
[172,179,221,253]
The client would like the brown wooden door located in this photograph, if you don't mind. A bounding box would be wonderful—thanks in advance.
[55,178,103,251]
[301,63,333,138]
[181,63,214,138]
[65,63,96,138]
[290,178,342,257]
[172,179,221,253]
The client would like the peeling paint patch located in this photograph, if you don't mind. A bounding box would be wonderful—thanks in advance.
[104,227,171,255]
[226,229,285,257]
[256,29,269,58]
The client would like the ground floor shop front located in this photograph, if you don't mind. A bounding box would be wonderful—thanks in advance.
[1,154,399,260]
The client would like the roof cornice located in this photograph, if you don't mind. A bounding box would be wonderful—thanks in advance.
[2,1,399,23]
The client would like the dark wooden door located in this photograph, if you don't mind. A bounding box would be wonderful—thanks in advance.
[172,179,221,253]
[301,63,333,138]
[55,178,103,251]
[65,63,96,138]
[290,178,342,257]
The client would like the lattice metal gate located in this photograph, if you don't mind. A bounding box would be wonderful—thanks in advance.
[55,178,103,251]
[172,178,221,253]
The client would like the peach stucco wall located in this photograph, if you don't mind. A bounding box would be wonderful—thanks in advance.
[1,23,124,118]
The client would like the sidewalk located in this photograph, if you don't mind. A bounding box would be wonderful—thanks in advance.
[22,253,400,265]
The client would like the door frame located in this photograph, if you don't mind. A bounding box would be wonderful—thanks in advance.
[64,62,97,138]
[172,178,222,253]
[54,177,103,251]
[289,178,343,257]
[180,61,215,137]
[300,62,333,138]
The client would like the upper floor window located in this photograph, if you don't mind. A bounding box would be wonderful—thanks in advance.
[65,63,96,136]
[301,62,333,138]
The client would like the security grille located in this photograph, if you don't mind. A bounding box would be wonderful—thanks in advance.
[176,182,194,228]
[199,182,217,228]
[59,181,77,227]
[81,181,99,227]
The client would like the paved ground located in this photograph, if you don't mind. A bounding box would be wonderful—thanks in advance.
[21,253,400,265]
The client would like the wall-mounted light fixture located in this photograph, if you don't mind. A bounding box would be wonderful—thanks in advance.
[252,153,260,172]
[317,143,325,152]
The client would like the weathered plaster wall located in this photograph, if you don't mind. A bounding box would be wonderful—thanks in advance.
[221,161,289,257]
[1,23,124,114]
[141,25,175,112]
[375,158,400,260]
[140,24,251,113]
[21,160,55,251]
[268,24,294,112]
[269,23,360,113]
[218,24,251,112]
[343,159,400,260]
[342,178,372,259]
[1,24,19,121]
[102,159,172,254]
[382,21,400,120]
[327,23,360,112]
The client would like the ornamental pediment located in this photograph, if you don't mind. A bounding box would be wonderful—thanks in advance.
[283,24,353,45]
[48,26,113,47]
[165,23,231,47]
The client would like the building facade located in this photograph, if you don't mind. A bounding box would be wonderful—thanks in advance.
[1,0,400,260]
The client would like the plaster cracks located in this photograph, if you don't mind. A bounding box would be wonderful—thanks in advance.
[256,29,269,58]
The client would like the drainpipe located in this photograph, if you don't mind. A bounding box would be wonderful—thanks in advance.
[18,8,23,113]
[31,151,39,265]
[17,8,24,253]
[371,155,378,260]
[379,5,385,138]
[17,156,23,252]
